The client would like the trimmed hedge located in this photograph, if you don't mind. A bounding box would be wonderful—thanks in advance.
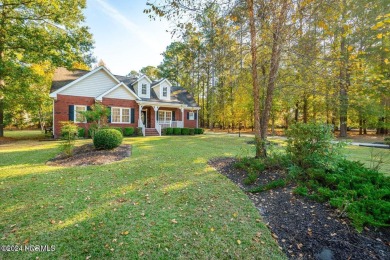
[110,127,123,136]
[124,127,135,137]
[77,127,85,138]
[173,128,181,135]
[165,128,173,135]
[189,128,195,135]
[195,128,204,134]
[181,128,190,135]
[93,129,123,150]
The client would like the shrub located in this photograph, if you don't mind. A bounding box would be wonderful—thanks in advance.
[110,127,123,136]
[181,128,190,135]
[294,159,390,230]
[93,129,123,150]
[235,157,265,185]
[195,128,204,134]
[124,127,134,137]
[77,127,85,138]
[189,128,195,135]
[59,121,78,156]
[250,179,287,193]
[173,128,181,135]
[135,127,143,136]
[165,128,173,135]
[286,123,341,170]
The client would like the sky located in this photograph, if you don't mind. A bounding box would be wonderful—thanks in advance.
[84,0,174,75]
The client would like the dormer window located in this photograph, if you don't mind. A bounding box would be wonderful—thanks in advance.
[142,84,147,95]
[163,87,167,97]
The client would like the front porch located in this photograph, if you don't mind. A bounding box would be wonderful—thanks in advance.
[137,102,189,136]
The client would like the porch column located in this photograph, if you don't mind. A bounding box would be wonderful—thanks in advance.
[180,107,184,128]
[138,104,144,127]
[196,109,199,128]
[153,106,159,128]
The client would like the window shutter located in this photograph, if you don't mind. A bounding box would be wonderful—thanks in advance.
[194,112,197,120]
[69,105,74,121]
[86,106,92,122]
[107,107,111,123]
[187,112,189,120]
[172,111,176,121]
[131,108,135,123]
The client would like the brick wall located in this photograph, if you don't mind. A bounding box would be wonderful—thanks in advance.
[183,109,198,128]
[53,95,138,138]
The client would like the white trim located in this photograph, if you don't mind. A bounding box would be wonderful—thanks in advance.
[52,99,55,136]
[136,100,190,109]
[74,105,87,123]
[151,78,172,88]
[158,110,172,123]
[188,111,195,120]
[110,107,131,124]
[96,82,141,101]
[49,66,120,99]
[132,75,152,85]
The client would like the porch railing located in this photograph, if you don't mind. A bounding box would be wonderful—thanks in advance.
[158,121,184,128]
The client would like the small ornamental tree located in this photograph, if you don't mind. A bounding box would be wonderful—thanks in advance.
[80,103,110,138]
[60,121,79,156]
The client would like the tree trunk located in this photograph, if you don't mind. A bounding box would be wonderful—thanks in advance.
[259,0,288,157]
[303,95,308,123]
[295,102,299,122]
[247,0,262,158]
[339,0,349,138]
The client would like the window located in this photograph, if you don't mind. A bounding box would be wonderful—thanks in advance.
[111,107,131,123]
[75,105,87,123]
[158,110,172,123]
[162,87,167,97]
[189,111,195,120]
[141,84,147,95]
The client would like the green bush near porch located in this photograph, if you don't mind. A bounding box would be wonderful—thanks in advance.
[124,127,135,137]
[181,128,190,135]
[173,128,181,135]
[189,128,195,135]
[77,127,85,138]
[165,127,173,135]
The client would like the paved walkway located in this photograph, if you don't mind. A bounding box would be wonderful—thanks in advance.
[205,132,389,148]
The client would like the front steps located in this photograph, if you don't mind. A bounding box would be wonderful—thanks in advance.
[145,128,160,136]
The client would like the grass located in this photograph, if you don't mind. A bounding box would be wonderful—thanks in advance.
[0,131,285,259]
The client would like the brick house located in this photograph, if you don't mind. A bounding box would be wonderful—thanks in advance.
[49,66,200,137]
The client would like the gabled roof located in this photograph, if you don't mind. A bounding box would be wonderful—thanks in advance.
[171,86,199,108]
[96,82,141,101]
[131,74,152,85]
[50,67,200,108]
[50,68,90,93]
[151,78,172,88]
[49,66,120,98]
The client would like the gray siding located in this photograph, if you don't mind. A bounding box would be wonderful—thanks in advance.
[105,85,136,100]
[60,70,118,97]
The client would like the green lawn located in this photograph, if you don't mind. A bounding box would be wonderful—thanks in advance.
[0,132,285,259]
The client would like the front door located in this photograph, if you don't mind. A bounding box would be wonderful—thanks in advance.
[141,110,147,128]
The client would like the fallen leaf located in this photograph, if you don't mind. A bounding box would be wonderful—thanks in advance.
[23,238,30,245]
[272,233,278,239]
[237,240,241,245]
[331,233,337,237]
[49,220,56,224]
[121,231,129,235]
[297,243,303,250]
[171,219,178,224]
[210,227,215,232]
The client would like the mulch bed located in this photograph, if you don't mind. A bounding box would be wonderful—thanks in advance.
[209,157,390,260]
[47,144,131,167]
